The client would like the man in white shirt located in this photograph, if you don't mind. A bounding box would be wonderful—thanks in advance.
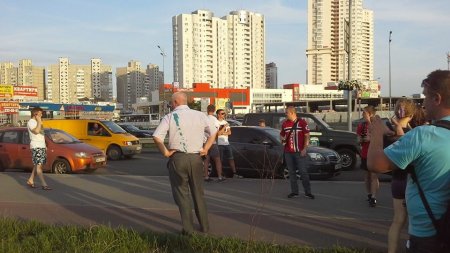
[153,92,216,234]
[216,109,242,178]
[203,104,225,182]
[26,107,51,190]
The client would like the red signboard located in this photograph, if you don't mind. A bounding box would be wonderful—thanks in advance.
[13,86,38,99]
[0,101,20,114]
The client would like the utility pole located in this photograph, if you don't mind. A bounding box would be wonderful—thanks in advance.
[346,0,353,131]
[447,52,450,71]
[389,31,392,111]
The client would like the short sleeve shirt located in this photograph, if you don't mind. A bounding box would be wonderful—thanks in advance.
[384,116,450,237]
[280,118,310,153]
[27,119,46,149]
[217,120,230,146]
[153,105,211,153]
[204,115,219,144]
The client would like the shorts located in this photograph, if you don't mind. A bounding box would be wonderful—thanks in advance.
[218,145,234,160]
[208,144,220,158]
[391,177,407,199]
[31,148,47,165]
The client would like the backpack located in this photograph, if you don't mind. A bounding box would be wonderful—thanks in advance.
[410,120,450,250]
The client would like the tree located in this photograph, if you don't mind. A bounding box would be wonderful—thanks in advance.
[338,80,361,91]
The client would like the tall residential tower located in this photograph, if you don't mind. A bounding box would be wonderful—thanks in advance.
[173,9,265,89]
[306,0,373,85]
[47,58,112,103]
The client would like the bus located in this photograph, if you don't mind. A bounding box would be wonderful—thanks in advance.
[117,113,160,129]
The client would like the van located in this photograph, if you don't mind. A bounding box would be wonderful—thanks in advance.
[43,119,142,160]
[242,112,360,170]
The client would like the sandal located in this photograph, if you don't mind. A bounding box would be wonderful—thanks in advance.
[26,181,37,188]
[42,186,52,191]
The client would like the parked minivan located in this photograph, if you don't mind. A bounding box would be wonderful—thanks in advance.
[242,112,360,170]
[43,119,142,160]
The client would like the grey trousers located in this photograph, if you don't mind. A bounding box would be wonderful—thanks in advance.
[167,152,209,233]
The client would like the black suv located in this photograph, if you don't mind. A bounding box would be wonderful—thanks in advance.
[242,113,360,170]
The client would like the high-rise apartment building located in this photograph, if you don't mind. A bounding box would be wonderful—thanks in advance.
[47,57,112,103]
[116,61,146,111]
[173,9,265,89]
[0,60,45,100]
[145,64,163,92]
[306,0,373,85]
[265,62,278,89]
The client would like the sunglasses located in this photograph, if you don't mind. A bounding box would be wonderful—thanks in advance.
[219,112,226,115]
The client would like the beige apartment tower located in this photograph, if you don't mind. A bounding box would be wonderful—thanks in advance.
[306,0,374,85]
[116,61,146,111]
[0,60,45,101]
[173,9,265,89]
[47,58,112,103]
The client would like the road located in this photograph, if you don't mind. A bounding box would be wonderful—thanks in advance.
[0,150,400,252]
[93,150,392,182]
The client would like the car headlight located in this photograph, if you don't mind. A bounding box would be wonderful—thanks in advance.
[75,152,89,158]
[123,141,133,146]
[308,152,326,162]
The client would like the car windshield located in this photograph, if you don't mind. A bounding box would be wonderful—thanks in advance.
[101,120,127,134]
[315,116,332,129]
[45,129,82,144]
[122,124,140,131]
[262,128,282,144]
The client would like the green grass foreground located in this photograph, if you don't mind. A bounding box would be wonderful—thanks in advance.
[0,218,380,253]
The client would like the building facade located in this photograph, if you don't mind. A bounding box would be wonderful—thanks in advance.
[0,60,45,101]
[116,61,146,111]
[265,62,278,89]
[306,0,373,85]
[173,9,265,89]
[145,64,163,93]
[47,58,112,103]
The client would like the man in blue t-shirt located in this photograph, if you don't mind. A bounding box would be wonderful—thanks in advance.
[368,70,450,253]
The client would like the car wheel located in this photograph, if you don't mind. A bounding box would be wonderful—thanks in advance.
[107,145,122,160]
[337,148,357,170]
[52,158,71,174]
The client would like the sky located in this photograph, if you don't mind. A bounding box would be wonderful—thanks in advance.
[1,0,449,97]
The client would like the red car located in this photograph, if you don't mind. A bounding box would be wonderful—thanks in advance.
[0,127,106,174]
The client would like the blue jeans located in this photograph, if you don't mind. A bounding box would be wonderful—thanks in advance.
[284,152,311,195]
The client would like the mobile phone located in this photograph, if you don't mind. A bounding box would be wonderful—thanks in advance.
[385,121,394,131]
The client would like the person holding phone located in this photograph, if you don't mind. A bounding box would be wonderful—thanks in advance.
[26,107,51,190]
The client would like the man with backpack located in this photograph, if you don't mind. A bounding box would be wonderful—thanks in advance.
[367,70,450,252]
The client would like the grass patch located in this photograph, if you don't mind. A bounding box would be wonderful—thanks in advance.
[0,218,380,253]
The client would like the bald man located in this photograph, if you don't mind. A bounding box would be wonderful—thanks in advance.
[153,92,216,234]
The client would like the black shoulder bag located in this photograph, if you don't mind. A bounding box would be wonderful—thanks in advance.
[410,120,450,250]
[283,119,298,149]
[281,119,298,165]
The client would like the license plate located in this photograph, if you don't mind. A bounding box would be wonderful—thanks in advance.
[95,157,106,163]
[335,164,342,170]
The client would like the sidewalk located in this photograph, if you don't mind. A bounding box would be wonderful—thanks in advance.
[0,172,406,251]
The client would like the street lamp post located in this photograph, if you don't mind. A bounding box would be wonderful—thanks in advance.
[389,31,392,111]
[157,45,166,84]
[447,52,450,71]
[346,0,352,131]
[157,45,167,114]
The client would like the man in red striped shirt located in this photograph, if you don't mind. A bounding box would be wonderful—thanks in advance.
[280,106,314,199]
